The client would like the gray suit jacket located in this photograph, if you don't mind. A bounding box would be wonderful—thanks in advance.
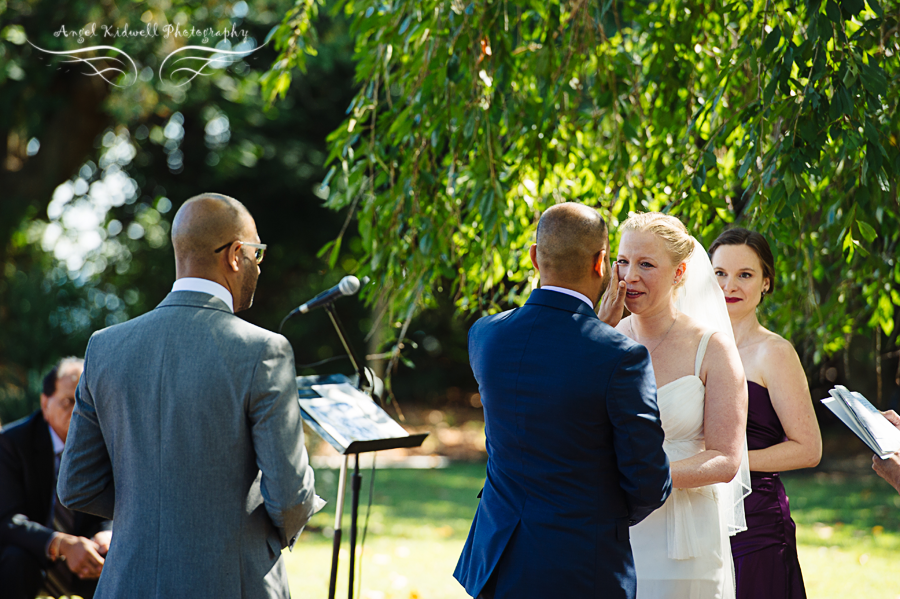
[58,291,318,599]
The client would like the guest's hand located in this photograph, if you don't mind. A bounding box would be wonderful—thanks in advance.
[59,533,105,579]
[93,530,112,556]
[597,263,627,327]
[881,410,900,429]
[872,453,900,495]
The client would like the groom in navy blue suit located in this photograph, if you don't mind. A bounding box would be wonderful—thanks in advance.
[454,203,672,599]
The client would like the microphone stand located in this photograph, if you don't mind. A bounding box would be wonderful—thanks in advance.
[324,304,370,393]
[288,295,425,599]
[323,302,368,599]
[328,456,348,599]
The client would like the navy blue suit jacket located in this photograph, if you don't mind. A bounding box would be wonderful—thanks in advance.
[454,289,672,598]
[0,411,111,563]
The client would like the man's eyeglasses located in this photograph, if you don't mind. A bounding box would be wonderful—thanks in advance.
[213,241,267,265]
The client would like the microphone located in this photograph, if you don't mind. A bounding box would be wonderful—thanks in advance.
[296,276,361,314]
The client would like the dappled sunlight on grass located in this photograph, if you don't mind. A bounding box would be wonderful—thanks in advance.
[301,463,487,541]
[783,471,900,598]
[285,537,471,599]
[784,470,900,558]
[281,464,898,599]
[797,545,899,599]
[283,463,485,598]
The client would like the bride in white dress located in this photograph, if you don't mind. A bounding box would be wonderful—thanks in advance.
[612,213,750,599]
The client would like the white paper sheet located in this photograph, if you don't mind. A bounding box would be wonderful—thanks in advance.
[822,386,900,458]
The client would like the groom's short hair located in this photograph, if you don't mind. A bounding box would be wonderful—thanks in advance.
[535,203,608,281]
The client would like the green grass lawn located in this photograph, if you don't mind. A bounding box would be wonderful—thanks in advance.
[283,463,482,599]
[783,470,900,599]
[283,463,900,599]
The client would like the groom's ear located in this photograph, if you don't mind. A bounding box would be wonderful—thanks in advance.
[529,244,540,272]
[594,249,607,277]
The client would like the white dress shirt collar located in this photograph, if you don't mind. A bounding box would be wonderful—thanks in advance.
[172,278,234,313]
[48,424,65,456]
[540,285,594,309]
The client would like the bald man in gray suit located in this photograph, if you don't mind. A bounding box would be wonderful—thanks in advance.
[59,194,320,598]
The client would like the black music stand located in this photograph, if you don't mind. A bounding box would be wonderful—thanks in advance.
[297,374,427,599]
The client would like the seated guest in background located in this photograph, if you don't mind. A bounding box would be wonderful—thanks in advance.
[710,229,822,599]
[0,358,112,599]
[873,410,900,494]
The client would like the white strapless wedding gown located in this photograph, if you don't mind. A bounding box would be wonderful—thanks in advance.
[630,331,736,599]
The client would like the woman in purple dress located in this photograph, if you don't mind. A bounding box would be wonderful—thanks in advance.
[710,229,822,599]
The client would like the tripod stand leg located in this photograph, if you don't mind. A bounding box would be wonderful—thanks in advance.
[347,454,362,599]
[328,529,342,599]
[328,455,349,599]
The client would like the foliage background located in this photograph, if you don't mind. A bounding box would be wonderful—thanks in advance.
[1,0,898,422]
[268,0,900,406]
[2,4,899,597]
[0,0,477,423]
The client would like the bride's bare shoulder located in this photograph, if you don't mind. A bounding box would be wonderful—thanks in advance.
[674,313,710,339]
[675,313,734,355]
[616,315,633,337]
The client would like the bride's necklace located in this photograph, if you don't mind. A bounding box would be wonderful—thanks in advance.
[631,314,678,355]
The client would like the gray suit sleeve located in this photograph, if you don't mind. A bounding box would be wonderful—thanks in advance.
[249,334,318,549]
[58,337,116,519]
[606,344,672,525]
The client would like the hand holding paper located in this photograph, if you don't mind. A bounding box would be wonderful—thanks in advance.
[820,386,900,458]
[882,409,900,428]
[870,410,900,494]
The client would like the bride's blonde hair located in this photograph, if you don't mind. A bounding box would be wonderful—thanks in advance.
[620,212,694,290]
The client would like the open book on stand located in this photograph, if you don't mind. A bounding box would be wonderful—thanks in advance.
[296,374,427,455]
[821,385,900,458]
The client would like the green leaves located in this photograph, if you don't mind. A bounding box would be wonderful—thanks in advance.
[263,0,900,355]
[763,26,783,54]
[867,0,884,17]
[875,292,894,336]
[840,0,866,16]
[692,173,706,193]
[825,0,843,23]
[858,61,888,97]
[828,86,854,120]
[856,220,878,243]
[738,138,757,179]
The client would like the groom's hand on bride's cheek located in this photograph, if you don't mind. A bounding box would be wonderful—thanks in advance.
[598,263,627,327]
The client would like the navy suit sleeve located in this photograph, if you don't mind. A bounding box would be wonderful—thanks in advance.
[0,430,54,562]
[606,344,672,525]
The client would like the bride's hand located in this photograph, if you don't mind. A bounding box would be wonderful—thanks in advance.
[597,263,627,327]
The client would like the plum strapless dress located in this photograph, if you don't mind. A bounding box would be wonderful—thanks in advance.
[730,381,807,599]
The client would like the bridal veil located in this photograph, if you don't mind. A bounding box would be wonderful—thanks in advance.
[673,236,752,537]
